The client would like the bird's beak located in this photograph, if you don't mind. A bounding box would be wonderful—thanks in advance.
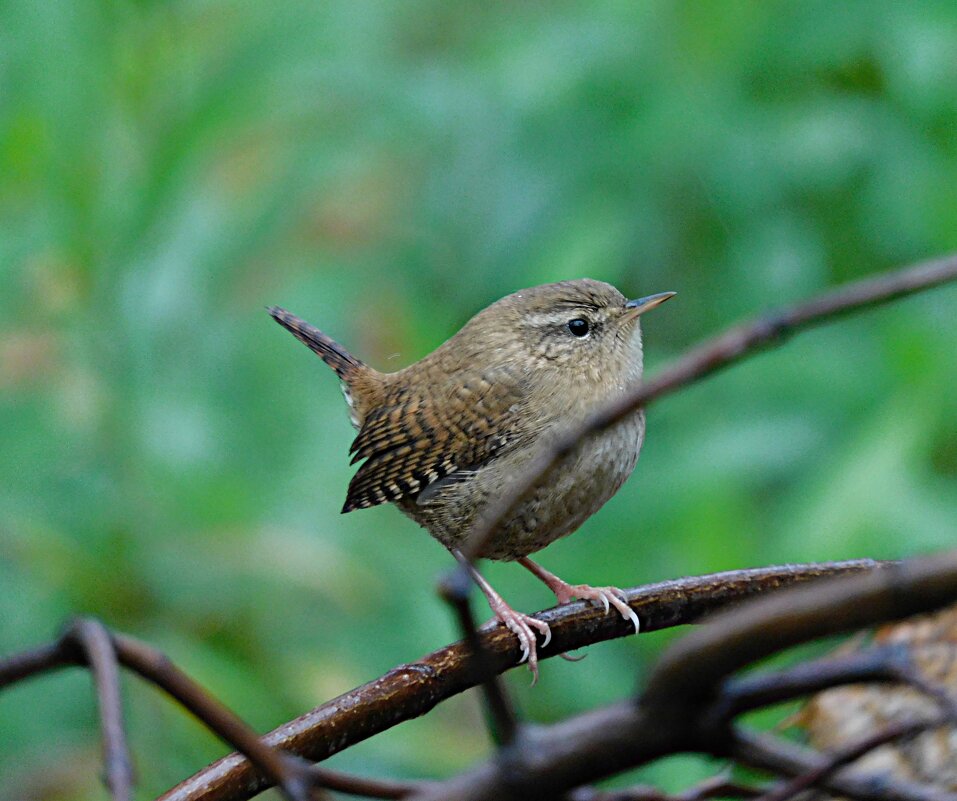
[624,291,676,319]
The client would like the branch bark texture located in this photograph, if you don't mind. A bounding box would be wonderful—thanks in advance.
[409,552,957,801]
[159,561,880,801]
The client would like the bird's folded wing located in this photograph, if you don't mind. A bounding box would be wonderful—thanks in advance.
[342,366,528,512]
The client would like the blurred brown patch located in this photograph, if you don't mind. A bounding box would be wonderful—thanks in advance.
[0,331,59,390]
[210,128,280,199]
[26,251,84,315]
[800,604,957,792]
[298,164,399,249]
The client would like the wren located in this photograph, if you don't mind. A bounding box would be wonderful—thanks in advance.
[269,279,674,677]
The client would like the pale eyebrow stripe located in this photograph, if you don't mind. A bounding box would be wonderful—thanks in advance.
[551,299,601,310]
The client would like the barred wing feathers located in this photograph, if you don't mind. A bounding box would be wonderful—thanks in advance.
[342,366,528,512]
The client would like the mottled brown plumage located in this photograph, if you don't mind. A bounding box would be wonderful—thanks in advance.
[269,279,674,677]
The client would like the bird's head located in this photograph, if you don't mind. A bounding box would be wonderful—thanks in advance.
[461,279,674,392]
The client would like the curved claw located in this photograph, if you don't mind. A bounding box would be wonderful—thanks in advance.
[518,561,641,638]
[607,588,641,634]
[497,609,551,683]
[559,650,587,662]
[564,584,641,635]
[517,638,529,665]
[536,619,552,649]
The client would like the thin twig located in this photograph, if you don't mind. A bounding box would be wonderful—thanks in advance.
[0,640,79,687]
[755,715,947,801]
[0,623,327,801]
[111,634,328,801]
[157,561,880,801]
[69,619,136,801]
[717,644,915,719]
[440,555,519,745]
[733,729,956,801]
[455,253,957,570]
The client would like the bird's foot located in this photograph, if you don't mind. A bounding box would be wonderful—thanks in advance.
[557,583,640,634]
[518,558,640,634]
[454,551,552,683]
[484,598,552,684]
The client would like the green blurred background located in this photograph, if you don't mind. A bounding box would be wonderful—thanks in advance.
[2,1,957,798]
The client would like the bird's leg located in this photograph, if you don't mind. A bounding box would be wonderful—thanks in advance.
[518,557,640,634]
[454,553,551,682]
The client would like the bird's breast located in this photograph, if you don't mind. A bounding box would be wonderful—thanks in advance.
[401,409,646,560]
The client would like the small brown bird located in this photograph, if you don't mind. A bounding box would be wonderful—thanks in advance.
[269,279,674,677]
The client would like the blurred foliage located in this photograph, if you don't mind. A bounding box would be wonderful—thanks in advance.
[1,1,956,798]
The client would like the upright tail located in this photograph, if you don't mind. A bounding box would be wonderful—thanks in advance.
[268,306,365,380]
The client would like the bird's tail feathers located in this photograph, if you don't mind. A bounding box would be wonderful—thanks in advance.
[268,306,364,380]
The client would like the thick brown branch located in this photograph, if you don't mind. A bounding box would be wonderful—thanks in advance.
[157,561,879,801]
[642,553,957,707]
[458,252,957,564]
[570,775,764,801]
[406,551,957,801]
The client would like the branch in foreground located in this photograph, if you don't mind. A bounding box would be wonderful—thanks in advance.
[408,550,957,801]
[570,774,765,801]
[158,561,880,801]
[458,252,957,565]
[441,554,519,744]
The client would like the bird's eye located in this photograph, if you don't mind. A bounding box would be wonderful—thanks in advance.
[567,318,590,337]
